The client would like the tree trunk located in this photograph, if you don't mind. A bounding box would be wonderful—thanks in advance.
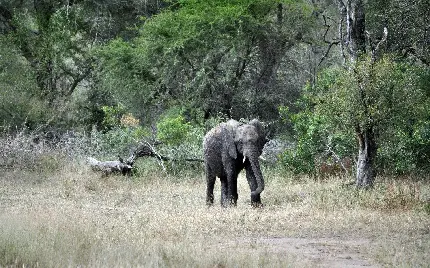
[338,0,379,187]
[346,0,366,62]
[355,126,377,187]
[337,0,366,63]
[252,3,303,118]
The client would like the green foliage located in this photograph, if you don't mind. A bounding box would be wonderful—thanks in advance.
[61,104,150,159]
[366,0,430,64]
[0,2,102,131]
[283,56,430,175]
[278,68,355,174]
[150,106,205,175]
[65,87,116,131]
[130,0,315,119]
[95,38,156,121]
[156,108,193,146]
[91,127,148,158]
[350,57,429,174]
[101,105,127,130]
[10,4,93,98]
[278,105,290,123]
[0,1,166,130]
[279,109,355,175]
[0,36,48,129]
[2,0,429,179]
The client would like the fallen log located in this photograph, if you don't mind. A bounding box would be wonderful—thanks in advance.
[87,156,133,175]
[88,141,203,175]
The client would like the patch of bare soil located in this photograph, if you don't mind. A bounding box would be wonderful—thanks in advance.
[257,237,377,267]
[213,235,378,267]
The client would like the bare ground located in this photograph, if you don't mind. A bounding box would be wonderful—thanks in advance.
[261,237,375,267]
[1,167,429,267]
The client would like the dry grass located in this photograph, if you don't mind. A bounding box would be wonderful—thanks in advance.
[1,161,430,267]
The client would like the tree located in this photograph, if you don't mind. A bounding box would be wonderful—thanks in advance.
[4,1,92,102]
[366,0,430,66]
[113,0,316,121]
[0,0,166,129]
[336,0,384,187]
[0,36,47,129]
[285,0,430,184]
[286,56,428,178]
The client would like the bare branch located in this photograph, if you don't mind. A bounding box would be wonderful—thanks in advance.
[372,27,388,62]
[318,14,341,67]
[338,17,346,65]
[318,41,340,67]
[126,140,204,173]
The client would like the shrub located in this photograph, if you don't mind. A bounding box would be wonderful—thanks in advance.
[0,129,68,173]
[282,58,429,178]
[157,114,192,146]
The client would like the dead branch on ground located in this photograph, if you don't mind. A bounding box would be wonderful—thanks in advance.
[88,141,203,175]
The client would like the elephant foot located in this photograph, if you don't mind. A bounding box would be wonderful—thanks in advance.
[251,201,264,208]
[206,194,214,206]
[220,198,237,208]
[250,193,263,207]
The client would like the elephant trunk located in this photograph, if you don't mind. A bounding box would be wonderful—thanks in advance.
[245,150,265,197]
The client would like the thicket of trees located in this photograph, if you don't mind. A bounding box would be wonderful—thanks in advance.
[1,0,429,183]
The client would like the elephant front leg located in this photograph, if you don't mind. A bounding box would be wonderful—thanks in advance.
[222,161,238,207]
[220,176,237,207]
[230,175,238,206]
[226,173,239,207]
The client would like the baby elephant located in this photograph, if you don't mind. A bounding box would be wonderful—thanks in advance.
[203,119,267,207]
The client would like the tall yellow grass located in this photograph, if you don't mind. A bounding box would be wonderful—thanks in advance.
[1,163,429,267]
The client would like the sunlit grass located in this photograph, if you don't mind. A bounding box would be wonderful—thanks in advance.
[1,162,429,267]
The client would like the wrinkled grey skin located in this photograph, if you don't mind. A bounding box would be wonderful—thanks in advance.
[203,119,267,207]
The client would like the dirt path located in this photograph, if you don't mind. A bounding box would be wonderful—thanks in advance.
[213,236,378,267]
[257,237,377,267]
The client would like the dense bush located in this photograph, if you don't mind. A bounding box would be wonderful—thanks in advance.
[0,37,49,129]
[281,57,430,177]
[157,112,192,146]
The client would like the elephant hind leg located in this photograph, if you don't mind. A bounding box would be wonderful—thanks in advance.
[220,176,229,207]
[230,175,238,206]
[206,167,216,206]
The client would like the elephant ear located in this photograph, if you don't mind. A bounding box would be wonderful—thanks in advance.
[221,123,237,159]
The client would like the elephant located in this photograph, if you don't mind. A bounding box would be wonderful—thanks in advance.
[203,119,267,207]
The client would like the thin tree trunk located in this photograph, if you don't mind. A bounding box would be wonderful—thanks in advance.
[337,0,366,62]
[355,126,377,187]
[338,0,379,187]
[253,4,295,118]
[346,0,366,62]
